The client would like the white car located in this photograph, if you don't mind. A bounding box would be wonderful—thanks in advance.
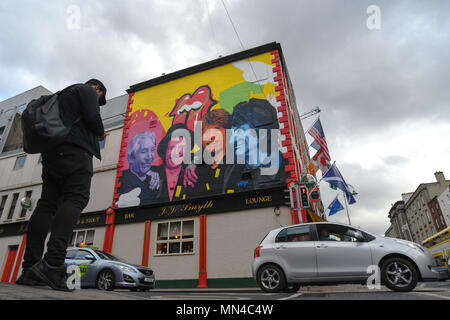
[252,222,446,293]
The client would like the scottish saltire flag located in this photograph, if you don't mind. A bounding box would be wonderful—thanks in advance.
[327,195,344,216]
[307,118,330,161]
[322,163,356,204]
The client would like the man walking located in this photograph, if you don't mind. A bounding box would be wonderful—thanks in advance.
[16,79,107,291]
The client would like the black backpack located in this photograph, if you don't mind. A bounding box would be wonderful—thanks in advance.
[21,92,80,154]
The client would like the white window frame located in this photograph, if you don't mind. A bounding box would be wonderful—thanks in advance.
[69,229,95,247]
[155,219,195,256]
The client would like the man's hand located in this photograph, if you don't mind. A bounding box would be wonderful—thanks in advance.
[98,132,109,141]
[147,170,160,190]
[116,188,141,207]
[183,165,198,188]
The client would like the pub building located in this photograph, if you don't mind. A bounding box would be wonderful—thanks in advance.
[0,42,324,288]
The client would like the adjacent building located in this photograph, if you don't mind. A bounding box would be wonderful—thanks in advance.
[387,199,413,241]
[387,172,450,244]
[437,186,450,227]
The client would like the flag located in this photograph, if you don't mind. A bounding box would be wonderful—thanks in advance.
[307,162,319,175]
[311,148,330,176]
[322,163,356,204]
[310,140,321,152]
[327,195,344,216]
[307,118,330,161]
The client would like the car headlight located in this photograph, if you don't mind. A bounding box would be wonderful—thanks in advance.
[118,265,137,273]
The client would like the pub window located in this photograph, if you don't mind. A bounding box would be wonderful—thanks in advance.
[0,195,7,219]
[156,220,194,255]
[69,229,95,247]
[7,193,19,220]
[19,191,32,218]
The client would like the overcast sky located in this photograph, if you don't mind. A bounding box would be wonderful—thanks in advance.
[1,0,449,235]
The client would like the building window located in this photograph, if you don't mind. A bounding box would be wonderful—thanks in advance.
[69,229,95,247]
[156,220,194,255]
[0,126,5,141]
[0,195,8,219]
[17,103,27,114]
[13,155,26,170]
[99,136,107,149]
[7,193,19,220]
[19,191,33,218]
[426,211,432,223]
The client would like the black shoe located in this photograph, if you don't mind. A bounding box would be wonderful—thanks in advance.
[15,269,47,286]
[29,260,75,292]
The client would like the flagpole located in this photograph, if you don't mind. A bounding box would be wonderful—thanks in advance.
[343,191,352,225]
[306,161,336,198]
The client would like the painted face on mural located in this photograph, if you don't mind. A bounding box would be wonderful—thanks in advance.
[202,125,226,156]
[166,136,187,169]
[130,136,156,178]
[231,123,259,164]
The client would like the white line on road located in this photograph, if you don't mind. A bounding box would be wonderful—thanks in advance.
[278,292,303,300]
[412,292,450,300]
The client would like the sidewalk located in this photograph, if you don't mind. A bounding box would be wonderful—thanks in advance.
[0,283,260,300]
[0,283,135,300]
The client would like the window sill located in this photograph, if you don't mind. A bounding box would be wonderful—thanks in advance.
[154,252,195,257]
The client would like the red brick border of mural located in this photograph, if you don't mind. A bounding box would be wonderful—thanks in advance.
[271,50,297,184]
[112,92,135,208]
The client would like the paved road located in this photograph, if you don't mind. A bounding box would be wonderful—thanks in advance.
[2,280,449,300]
[116,281,450,301]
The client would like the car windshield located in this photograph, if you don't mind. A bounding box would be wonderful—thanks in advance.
[95,250,126,262]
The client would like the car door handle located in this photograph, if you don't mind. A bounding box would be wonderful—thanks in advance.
[276,245,286,250]
[316,244,328,249]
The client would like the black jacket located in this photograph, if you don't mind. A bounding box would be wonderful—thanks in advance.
[58,84,105,160]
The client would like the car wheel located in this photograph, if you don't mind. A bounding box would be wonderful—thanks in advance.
[97,269,115,291]
[381,257,418,292]
[257,264,286,293]
[283,283,301,293]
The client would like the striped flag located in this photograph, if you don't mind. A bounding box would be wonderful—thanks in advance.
[307,118,330,161]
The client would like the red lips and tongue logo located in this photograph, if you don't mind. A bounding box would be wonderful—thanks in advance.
[169,85,217,132]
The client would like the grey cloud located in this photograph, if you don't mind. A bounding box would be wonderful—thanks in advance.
[381,155,409,167]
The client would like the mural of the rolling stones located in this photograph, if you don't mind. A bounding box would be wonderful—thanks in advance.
[115,52,289,208]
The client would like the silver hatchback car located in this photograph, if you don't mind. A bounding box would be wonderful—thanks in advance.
[65,247,155,291]
[252,222,446,293]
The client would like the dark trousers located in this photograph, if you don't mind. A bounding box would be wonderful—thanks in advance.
[22,143,93,269]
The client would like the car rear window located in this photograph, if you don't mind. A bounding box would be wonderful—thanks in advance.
[275,229,287,242]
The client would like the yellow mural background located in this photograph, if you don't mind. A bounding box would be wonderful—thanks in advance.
[128,52,277,130]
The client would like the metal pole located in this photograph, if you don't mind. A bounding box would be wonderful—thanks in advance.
[343,191,352,225]
[294,185,303,224]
